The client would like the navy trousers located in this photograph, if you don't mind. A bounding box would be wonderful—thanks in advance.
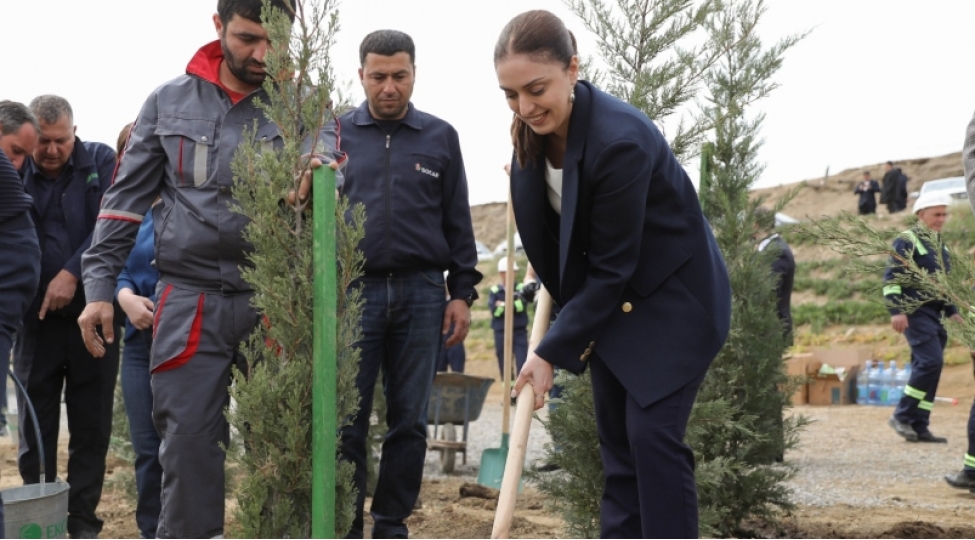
[14,306,120,537]
[590,353,705,539]
[120,331,161,538]
[0,223,41,538]
[493,327,528,380]
[341,270,445,539]
[893,315,946,435]
[966,395,975,474]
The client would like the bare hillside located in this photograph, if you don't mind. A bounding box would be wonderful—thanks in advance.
[469,151,965,247]
[752,151,964,220]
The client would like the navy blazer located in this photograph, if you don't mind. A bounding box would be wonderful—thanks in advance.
[510,80,731,408]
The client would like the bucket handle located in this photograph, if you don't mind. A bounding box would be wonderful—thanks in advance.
[8,368,46,484]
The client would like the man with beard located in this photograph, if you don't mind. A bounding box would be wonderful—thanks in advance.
[335,30,481,539]
[77,1,344,537]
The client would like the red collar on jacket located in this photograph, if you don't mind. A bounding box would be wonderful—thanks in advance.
[186,40,247,104]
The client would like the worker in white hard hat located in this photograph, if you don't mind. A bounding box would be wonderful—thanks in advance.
[487,256,534,379]
[885,192,962,443]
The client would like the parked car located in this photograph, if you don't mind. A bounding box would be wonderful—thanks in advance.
[493,232,525,257]
[775,212,799,227]
[908,176,967,203]
[475,241,493,262]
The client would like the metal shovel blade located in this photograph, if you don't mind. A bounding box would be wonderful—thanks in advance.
[477,433,509,489]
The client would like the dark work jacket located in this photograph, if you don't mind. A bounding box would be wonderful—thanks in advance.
[883,227,957,322]
[759,234,795,338]
[488,282,529,331]
[335,102,482,302]
[854,180,880,213]
[510,80,732,408]
[881,168,902,205]
[22,138,115,323]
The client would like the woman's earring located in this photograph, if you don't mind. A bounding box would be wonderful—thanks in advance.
[570,90,576,103]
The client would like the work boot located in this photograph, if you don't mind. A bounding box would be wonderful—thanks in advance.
[916,431,948,443]
[887,416,918,442]
[945,470,975,489]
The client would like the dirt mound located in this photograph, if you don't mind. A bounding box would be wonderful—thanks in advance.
[470,201,508,251]
[881,521,975,539]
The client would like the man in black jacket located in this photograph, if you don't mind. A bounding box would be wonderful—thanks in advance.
[855,171,881,215]
[882,161,907,213]
[755,208,795,344]
[0,102,41,536]
[335,30,482,539]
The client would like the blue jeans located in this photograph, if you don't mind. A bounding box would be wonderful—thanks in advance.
[121,331,162,538]
[341,269,446,539]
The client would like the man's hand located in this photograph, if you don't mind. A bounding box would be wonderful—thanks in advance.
[891,314,909,333]
[443,299,471,347]
[39,270,78,320]
[513,352,555,411]
[950,313,965,325]
[286,158,340,207]
[118,288,155,330]
[78,301,116,358]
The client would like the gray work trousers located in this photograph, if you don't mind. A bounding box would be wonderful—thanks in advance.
[150,283,255,539]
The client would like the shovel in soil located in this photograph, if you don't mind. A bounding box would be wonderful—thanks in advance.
[478,195,518,489]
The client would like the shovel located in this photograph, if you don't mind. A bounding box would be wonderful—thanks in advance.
[478,194,518,488]
[492,288,553,539]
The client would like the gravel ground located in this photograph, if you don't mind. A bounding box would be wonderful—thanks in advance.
[423,362,975,517]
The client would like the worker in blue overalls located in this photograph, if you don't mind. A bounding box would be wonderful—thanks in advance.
[885,192,962,443]
[489,256,533,380]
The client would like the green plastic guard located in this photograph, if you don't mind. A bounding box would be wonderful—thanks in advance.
[312,165,337,538]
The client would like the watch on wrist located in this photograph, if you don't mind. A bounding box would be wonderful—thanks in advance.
[462,291,478,307]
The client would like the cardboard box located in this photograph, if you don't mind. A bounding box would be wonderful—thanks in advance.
[784,353,814,406]
[805,348,872,405]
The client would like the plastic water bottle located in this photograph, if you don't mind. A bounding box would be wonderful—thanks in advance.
[885,360,900,405]
[867,361,883,405]
[857,360,871,405]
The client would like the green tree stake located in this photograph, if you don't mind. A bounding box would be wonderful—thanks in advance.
[313,166,337,539]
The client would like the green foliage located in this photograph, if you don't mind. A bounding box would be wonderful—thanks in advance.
[800,212,975,351]
[524,370,602,539]
[224,1,364,537]
[792,301,891,328]
[565,0,720,160]
[692,0,808,536]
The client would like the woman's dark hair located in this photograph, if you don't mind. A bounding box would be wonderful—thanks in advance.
[494,10,577,168]
[116,122,134,161]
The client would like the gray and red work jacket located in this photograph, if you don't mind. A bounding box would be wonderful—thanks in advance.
[82,41,346,303]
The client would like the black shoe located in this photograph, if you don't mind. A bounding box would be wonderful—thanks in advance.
[917,431,948,443]
[945,471,975,489]
[888,416,918,442]
[536,462,561,472]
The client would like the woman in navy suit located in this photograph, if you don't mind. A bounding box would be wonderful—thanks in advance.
[496,10,732,538]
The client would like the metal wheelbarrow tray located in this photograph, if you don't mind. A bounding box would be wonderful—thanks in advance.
[427,372,494,473]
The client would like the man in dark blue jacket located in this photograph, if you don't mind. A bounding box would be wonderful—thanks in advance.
[885,192,961,444]
[0,101,41,534]
[489,257,531,379]
[854,171,881,215]
[336,30,482,539]
[15,95,119,538]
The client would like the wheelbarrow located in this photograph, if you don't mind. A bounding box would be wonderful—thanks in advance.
[427,372,494,473]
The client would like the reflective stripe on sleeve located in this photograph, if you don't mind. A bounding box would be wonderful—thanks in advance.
[883,285,902,296]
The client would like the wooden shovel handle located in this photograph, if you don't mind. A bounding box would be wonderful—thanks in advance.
[492,289,553,539]
[491,382,535,539]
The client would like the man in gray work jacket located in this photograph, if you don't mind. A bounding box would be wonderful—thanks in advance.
[77,1,344,537]
[337,30,482,539]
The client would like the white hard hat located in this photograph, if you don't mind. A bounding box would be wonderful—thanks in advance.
[497,256,519,272]
[912,192,952,214]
